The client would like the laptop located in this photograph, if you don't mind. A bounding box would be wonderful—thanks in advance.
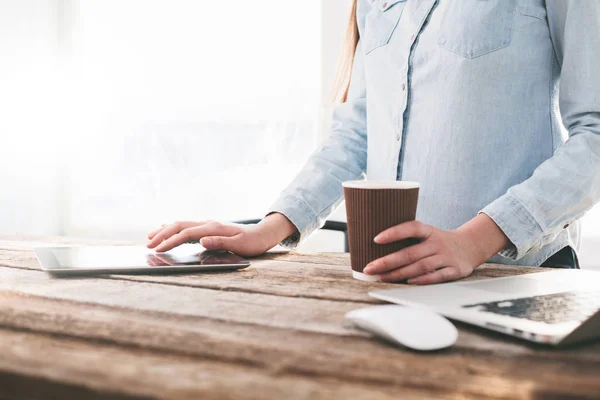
[369,269,600,346]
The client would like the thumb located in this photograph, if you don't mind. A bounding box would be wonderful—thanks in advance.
[201,236,237,251]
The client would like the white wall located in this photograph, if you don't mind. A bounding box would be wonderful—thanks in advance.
[320,0,353,136]
[1,1,324,241]
[0,0,66,236]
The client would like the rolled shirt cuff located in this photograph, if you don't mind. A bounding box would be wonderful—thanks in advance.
[480,194,544,260]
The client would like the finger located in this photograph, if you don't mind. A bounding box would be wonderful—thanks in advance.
[379,256,446,283]
[374,221,433,245]
[201,236,239,251]
[363,243,437,275]
[147,221,206,248]
[407,267,461,285]
[147,224,166,240]
[147,223,187,248]
[155,222,240,252]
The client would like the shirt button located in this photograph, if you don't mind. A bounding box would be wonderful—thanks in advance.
[396,134,401,141]
[382,2,388,8]
[402,83,406,91]
[564,223,570,229]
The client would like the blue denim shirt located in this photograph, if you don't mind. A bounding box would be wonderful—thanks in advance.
[269,0,600,266]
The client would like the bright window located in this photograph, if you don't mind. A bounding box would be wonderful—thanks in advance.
[62,0,323,237]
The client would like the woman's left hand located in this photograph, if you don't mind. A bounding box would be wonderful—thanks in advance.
[362,216,508,284]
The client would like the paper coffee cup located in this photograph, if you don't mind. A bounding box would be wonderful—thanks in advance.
[343,180,420,281]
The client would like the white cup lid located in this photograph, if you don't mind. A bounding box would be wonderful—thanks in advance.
[342,180,420,189]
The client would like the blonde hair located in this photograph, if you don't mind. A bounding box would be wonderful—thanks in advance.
[332,0,359,104]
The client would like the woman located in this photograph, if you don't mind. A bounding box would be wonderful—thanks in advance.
[148,0,600,284]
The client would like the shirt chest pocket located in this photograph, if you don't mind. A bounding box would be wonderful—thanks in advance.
[438,0,517,59]
[363,0,407,55]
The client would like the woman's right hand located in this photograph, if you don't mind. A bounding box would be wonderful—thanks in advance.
[146,213,297,257]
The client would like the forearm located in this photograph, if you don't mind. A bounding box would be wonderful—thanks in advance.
[266,106,367,246]
[455,213,510,266]
[480,130,600,259]
[259,212,298,245]
[266,41,368,248]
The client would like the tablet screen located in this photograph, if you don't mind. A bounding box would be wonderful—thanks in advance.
[37,245,249,273]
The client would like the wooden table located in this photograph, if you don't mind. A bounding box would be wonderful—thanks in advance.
[0,235,599,400]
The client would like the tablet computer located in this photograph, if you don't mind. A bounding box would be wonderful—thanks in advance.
[34,245,250,276]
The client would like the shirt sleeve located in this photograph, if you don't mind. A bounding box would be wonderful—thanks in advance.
[267,38,368,248]
[481,0,600,260]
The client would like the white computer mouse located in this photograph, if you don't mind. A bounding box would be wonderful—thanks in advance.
[345,305,458,351]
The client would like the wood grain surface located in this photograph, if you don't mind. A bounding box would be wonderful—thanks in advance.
[0,235,598,400]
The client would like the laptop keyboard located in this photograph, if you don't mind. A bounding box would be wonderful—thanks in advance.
[463,290,600,324]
